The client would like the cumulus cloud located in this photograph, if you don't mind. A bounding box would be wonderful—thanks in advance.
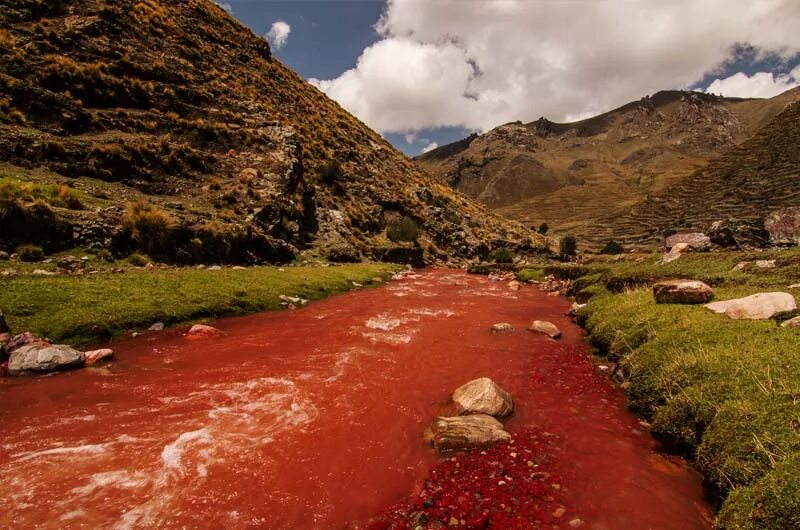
[421,141,438,154]
[706,66,800,98]
[266,21,291,50]
[311,0,800,134]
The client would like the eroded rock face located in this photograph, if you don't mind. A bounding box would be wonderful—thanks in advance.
[653,280,714,304]
[490,323,515,334]
[185,324,224,340]
[452,377,514,417]
[428,415,511,451]
[529,320,562,339]
[708,219,769,249]
[705,292,797,320]
[665,232,711,252]
[765,207,800,246]
[8,343,85,376]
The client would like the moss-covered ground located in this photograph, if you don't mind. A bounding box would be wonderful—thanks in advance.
[0,260,400,347]
[519,249,800,530]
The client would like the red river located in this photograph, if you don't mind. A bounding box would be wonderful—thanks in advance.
[0,270,712,529]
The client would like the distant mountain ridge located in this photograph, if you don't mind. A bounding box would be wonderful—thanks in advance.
[417,87,800,249]
[0,0,548,265]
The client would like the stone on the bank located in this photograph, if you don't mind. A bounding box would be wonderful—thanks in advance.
[568,302,586,315]
[529,320,562,339]
[660,242,689,264]
[781,316,800,329]
[6,332,43,352]
[84,349,114,366]
[490,323,514,334]
[8,343,85,375]
[665,233,711,252]
[185,324,224,339]
[705,292,797,320]
[452,377,514,417]
[148,322,165,331]
[653,280,714,304]
[428,415,511,451]
[756,260,776,269]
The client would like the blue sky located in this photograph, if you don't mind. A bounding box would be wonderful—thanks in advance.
[218,1,800,156]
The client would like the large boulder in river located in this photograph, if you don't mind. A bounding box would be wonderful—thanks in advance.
[529,320,562,339]
[84,349,114,366]
[185,324,224,340]
[490,322,514,334]
[765,207,800,246]
[452,377,514,417]
[428,415,511,451]
[665,232,711,252]
[8,343,85,376]
[708,219,769,249]
[653,280,714,304]
[705,292,797,320]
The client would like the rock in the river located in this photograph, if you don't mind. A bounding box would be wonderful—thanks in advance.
[490,323,514,334]
[84,348,114,366]
[665,233,711,252]
[452,377,514,417]
[765,206,800,246]
[148,322,165,331]
[705,292,797,320]
[653,280,714,304]
[8,343,85,375]
[428,415,511,451]
[508,280,522,291]
[781,316,800,329]
[529,320,562,339]
[185,324,224,340]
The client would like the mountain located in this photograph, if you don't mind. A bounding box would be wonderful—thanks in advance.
[416,88,800,249]
[0,0,548,266]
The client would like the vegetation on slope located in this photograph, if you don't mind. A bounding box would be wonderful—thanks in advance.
[0,260,399,347]
[0,0,547,265]
[519,250,800,529]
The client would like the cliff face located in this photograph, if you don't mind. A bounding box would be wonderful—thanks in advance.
[0,0,549,265]
[417,89,800,248]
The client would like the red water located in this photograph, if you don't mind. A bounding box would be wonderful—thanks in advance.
[0,270,712,529]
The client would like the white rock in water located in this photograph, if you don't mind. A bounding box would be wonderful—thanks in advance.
[428,414,511,451]
[529,320,562,339]
[452,377,514,417]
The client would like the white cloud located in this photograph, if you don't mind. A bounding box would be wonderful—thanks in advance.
[215,1,233,14]
[421,141,438,154]
[266,21,291,50]
[705,66,800,98]
[404,132,417,144]
[311,0,800,134]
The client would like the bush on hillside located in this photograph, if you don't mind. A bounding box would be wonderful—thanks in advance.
[600,240,624,255]
[387,215,420,243]
[489,247,515,264]
[559,234,577,258]
[538,222,549,235]
[16,243,44,262]
[122,201,175,255]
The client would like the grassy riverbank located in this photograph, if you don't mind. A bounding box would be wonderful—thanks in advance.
[1,262,400,346]
[519,249,800,529]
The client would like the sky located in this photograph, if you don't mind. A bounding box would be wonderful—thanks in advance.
[217,0,800,156]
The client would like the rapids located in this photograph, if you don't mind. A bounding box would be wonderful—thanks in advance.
[0,270,712,529]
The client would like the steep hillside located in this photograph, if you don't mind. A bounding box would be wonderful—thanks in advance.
[598,100,800,248]
[0,0,548,266]
[417,89,800,248]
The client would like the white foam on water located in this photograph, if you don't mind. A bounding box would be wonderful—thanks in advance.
[71,470,150,496]
[161,428,212,473]
[60,510,87,521]
[365,314,404,331]
[12,442,110,463]
[363,331,414,345]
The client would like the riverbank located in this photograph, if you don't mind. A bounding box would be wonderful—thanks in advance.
[518,248,800,530]
[0,261,401,347]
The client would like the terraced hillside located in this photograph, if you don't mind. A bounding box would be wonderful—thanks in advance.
[417,89,800,249]
[0,0,548,266]
[595,100,800,248]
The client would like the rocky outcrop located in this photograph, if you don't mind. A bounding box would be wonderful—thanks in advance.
[529,320,562,339]
[708,219,769,249]
[653,280,714,304]
[452,377,514,418]
[665,233,711,252]
[8,343,85,376]
[705,292,797,320]
[428,415,511,451]
[765,207,800,246]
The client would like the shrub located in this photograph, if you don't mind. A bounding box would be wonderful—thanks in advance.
[538,223,549,235]
[319,159,343,185]
[489,247,515,264]
[127,253,149,266]
[559,234,578,258]
[600,240,624,255]
[122,201,174,254]
[16,244,44,262]
[387,216,420,243]
[0,178,82,210]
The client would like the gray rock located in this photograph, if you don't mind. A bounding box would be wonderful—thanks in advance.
[148,322,165,331]
[765,207,800,246]
[665,232,711,252]
[529,320,562,339]
[428,415,511,451]
[452,377,514,417]
[653,280,714,304]
[705,292,797,320]
[490,322,514,334]
[708,219,769,249]
[8,343,85,376]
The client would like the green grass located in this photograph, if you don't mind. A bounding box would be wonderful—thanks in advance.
[0,263,400,346]
[518,249,800,529]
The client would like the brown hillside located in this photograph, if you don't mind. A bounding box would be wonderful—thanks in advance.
[417,89,800,248]
[0,0,547,265]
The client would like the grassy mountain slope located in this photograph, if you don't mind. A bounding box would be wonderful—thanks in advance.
[0,0,548,265]
[417,89,800,248]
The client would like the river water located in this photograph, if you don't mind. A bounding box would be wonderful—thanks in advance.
[0,270,712,529]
